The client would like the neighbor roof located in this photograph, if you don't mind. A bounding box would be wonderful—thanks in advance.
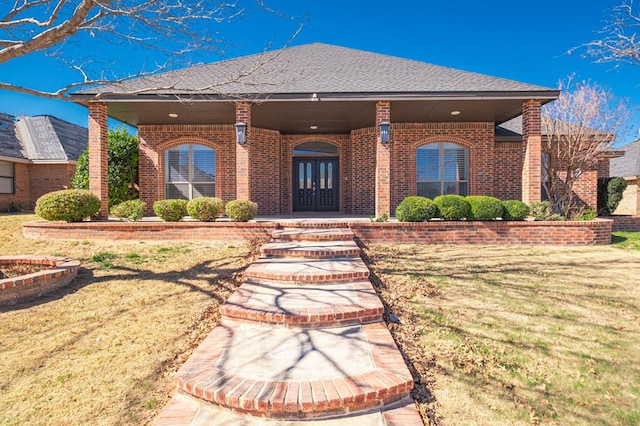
[0,113,87,162]
[76,43,558,99]
[611,139,640,177]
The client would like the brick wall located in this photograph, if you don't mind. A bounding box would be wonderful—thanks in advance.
[572,168,598,211]
[249,128,281,214]
[0,161,29,211]
[389,122,495,213]
[522,100,542,204]
[605,214,640,231]
[350,128,376,215]
[28,163,75,208]
[494,141,523,200]
[23,219,612,246]
[597,158,610,179]
[88,102,109,218]
[138,124,236,214]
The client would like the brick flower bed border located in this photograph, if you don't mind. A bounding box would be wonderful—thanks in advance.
[22,219,612,246]
[0,256,81,306]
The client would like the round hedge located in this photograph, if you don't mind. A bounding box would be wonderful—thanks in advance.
[186,197,224,222]
[153,199,188,222]
[465,196,504,220]
[395,196,439,222]
[110,199,146,221]
[225,200,258,222]
[502,200,530,221]
[433,195,471,220]
[35,189,101,222]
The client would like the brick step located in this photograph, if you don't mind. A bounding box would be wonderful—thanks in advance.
[244,257,369,284]
[155,392,423,425]
[277,221,352,230]
[272,228,354,242]
[261,240,361,259]
[220,280,383,327]
[174,322,414,420]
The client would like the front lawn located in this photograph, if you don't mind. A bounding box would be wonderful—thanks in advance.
[366,236,640,425]
[0,214,253,425]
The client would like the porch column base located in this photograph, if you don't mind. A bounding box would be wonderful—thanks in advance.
[88,102,109,219]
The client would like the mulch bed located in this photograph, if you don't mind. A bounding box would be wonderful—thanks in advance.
[0,264,42,279]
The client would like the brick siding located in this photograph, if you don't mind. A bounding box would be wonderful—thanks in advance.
[0,162,76,211]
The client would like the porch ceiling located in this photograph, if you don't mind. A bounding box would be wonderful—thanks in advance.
[105,97,536,134]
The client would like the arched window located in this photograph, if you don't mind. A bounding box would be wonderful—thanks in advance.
[293,141,338,155]
[416,142,469,199]
[165,144,215,199]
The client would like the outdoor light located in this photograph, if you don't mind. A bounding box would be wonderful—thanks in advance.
[379,122,390,143]
[235,122,247,145]
[311,93,319,101]
[450,110,461,116]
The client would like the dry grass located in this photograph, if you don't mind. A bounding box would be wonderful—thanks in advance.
[0,214,255,425]
[366,239,640,426]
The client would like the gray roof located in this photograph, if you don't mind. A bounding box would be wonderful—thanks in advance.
[0,113,87,162]
[611,139,640,177]
[80,43,557,98]
[0,112,25,159]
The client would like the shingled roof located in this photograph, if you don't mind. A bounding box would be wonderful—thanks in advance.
[79,43,556,98]
[0,113,87,162]
[611,139,640,177]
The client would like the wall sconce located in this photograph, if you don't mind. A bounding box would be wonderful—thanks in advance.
[235,122,247,145]
[379,122,390,143]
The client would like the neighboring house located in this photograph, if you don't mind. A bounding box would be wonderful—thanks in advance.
[0,112,87,211]
[610,139,640,216]
[73,43,575,218]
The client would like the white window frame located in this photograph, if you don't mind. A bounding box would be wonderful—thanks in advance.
[0,161,15,194]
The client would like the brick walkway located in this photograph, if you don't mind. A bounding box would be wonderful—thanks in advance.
[154,227,423,425]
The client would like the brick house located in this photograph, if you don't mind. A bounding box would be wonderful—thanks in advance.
[0,112,87,211]
[74,43,567,218]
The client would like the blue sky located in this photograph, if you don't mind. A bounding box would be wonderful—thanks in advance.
[0,0,638,145]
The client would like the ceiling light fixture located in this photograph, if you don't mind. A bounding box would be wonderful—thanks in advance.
[450,111,461,116]
[310,125,318,130]
[168,113,179,118]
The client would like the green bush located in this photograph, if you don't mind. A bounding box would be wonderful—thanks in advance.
[153,199,188,222]
[369,213,389,222]
[395,196,439,222]
[433,195,471,220]
[110,199,146,221]
[529,201,563,221]
[72,127,139,208]
[597,177,627,216]
[35,189,101,222]
[465,196,504,220]
[575,209,598,221]
[225,200,258,222]
[501,200,530,221]
[186,197,224,222]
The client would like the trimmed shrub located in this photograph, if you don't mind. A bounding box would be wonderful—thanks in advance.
[433,195,471,220]
[110,199,146,221]
[186,197,224,222]
[465,196,504,220]
[153,199,188,222]
[597,177,627,216]
[529,201,563,221]
[502,200,530,221]
[395,196,439,222]
[35,189,101,222]
[225,200,258,222]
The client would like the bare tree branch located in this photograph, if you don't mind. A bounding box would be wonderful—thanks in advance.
[570,0,640,65]
[0,0,300,100]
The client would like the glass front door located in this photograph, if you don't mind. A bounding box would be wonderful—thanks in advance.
[293,158,338,211]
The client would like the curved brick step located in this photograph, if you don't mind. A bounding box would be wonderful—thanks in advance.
[261,240,361,259]
[272,228,354,242]
[220,280,383,327]
[276,221,352,230]
[155,393,422,425]
[244,257,369,284]
[175,322,413,420]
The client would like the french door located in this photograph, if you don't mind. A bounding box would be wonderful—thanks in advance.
[293,158,338,211]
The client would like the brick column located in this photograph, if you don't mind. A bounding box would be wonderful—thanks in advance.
[88,102,109,219]
[522,100,542,204]
[375,101,391,218]
[235,102,251,201]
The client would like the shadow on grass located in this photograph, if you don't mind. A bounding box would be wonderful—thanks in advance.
[611,234,627,244]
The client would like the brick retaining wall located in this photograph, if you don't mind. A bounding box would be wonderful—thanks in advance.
[23,219,612,245]
[604,215,640,232]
